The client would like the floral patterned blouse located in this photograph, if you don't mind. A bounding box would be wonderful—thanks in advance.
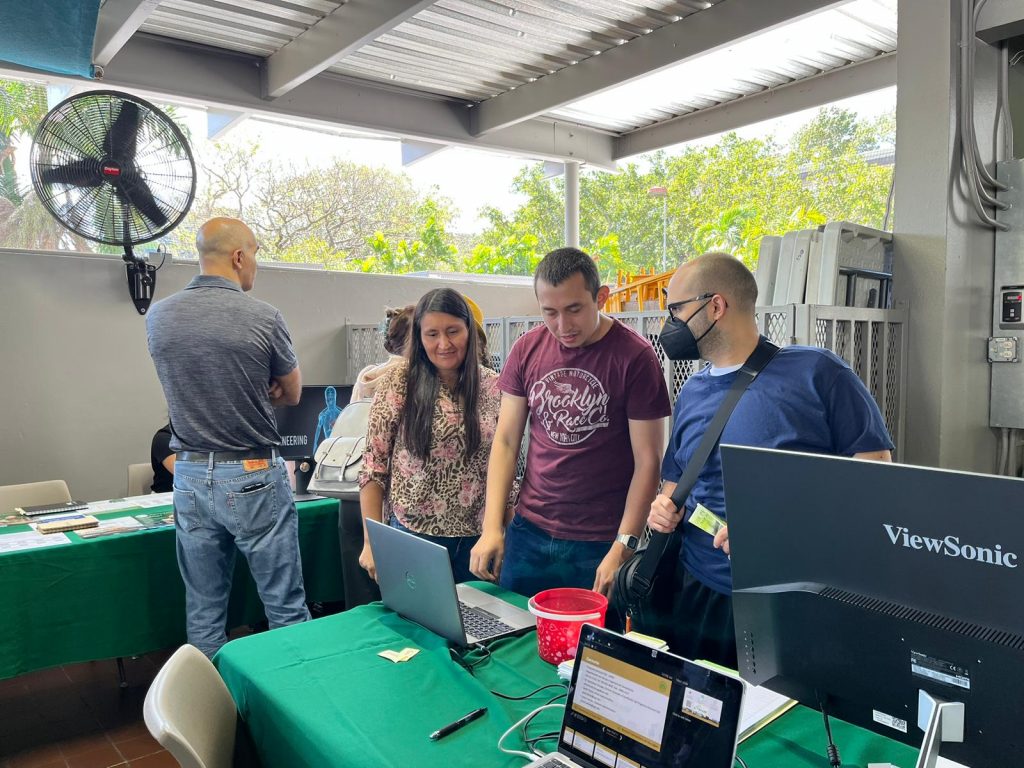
[358,360,502,537]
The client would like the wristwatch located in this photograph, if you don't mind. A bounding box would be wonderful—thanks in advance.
[615,533,640,551]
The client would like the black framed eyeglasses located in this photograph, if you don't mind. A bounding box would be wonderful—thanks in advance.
[664,290,714,321]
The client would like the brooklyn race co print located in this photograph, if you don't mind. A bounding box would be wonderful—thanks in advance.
[528,368,610,445]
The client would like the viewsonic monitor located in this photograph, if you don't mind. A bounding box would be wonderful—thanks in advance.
[721,446,1024,768]
[274,385,352,460]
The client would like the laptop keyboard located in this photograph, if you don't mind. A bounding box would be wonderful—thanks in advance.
[531,759,570,768]
[458,601,514,640]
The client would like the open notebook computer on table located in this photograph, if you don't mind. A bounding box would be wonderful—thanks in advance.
[365,519,536,646]
[524,625,745,768]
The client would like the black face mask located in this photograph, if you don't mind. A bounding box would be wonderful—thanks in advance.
[659,299,717,360]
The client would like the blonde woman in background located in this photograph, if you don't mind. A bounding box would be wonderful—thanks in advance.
[352,305,414,401]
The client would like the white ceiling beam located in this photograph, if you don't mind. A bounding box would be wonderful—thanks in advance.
[471,0,844,136]
[263,0,435,100]
[207,109,250,141]
[541,161,565,180]
[401,140,447,167]
[613,53,896,160]
[92,0,161,69]
[42,34,615,169]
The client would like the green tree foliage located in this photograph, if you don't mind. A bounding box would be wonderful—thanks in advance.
[357,199,458,273]
[462,233,542,276]
[0,79,47,205]
[471,106,895,275]
[172,142,454,270]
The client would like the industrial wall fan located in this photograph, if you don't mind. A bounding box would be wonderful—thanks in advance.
[30,90,196,314]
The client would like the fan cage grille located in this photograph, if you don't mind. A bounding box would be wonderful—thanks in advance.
[30,90,196,247]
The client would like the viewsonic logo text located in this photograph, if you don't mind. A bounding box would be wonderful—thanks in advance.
[884,524,1018,568]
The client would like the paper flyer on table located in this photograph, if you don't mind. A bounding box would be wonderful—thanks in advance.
[134,493,173,508]
[87,492,173,513]
[0,530,71,552]
[86,499,144,514]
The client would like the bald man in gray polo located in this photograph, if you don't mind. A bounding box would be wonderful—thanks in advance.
[146,217,310,657]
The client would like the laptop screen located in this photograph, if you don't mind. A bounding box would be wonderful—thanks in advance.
[559,626,743,768]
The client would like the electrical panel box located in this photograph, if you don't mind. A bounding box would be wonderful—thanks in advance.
[990,160,1024,427]
[998,286,1024,328]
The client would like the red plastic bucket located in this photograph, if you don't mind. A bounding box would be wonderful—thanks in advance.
[528,588,608,664]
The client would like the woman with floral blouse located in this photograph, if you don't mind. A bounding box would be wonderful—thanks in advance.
[358,288,501,583]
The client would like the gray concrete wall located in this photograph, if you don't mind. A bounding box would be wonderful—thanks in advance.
[893,0,1002,472]
[0,249,537,501]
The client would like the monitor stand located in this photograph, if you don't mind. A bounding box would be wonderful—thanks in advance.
[915,689,965,768]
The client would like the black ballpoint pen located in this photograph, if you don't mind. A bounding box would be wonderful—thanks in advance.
[429,706,487,741]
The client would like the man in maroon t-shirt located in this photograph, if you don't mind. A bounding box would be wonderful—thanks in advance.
[470,248,671,596]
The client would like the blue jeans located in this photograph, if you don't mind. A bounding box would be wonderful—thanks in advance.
[389,518,479,584]
[173,455,310,657]
[499,514,611,597]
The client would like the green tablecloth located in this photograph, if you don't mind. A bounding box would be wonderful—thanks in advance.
[0,497,342,680]
[216,583,920,768]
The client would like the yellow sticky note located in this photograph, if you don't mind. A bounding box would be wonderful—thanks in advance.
[378,647,420,663]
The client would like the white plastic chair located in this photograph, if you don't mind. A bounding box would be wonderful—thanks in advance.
[127,463,155,496]
[0,479,71,515]
[143,644,237,768]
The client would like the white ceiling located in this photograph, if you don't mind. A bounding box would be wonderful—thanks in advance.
[3,0,899,167]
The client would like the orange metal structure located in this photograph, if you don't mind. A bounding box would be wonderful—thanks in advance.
[604,268,674,314]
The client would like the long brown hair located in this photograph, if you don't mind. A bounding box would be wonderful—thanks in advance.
[401,288,481,461]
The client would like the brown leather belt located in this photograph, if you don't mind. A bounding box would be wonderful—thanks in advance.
[176,448,279,463]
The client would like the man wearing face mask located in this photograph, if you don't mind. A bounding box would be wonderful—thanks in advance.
[649,251,893,666]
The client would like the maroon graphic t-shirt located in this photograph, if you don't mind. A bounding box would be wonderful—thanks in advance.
[499,319,672,540]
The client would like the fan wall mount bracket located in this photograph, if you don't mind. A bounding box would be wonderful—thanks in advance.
[124,245,156,315]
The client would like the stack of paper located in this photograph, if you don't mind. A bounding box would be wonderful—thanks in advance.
[694,659,797,741]
[737,683,798,741]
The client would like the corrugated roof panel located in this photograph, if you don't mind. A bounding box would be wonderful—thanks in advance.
[142,16,287,56]
[136,0,895,138]
[156,0,310,36]
[328,0,705,99]
[140,0,343,56]
[547,0,897,133]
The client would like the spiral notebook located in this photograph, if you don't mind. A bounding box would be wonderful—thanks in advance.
[16,500,89,517]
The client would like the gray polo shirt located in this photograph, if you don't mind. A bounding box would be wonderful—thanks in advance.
[146,275,299,452]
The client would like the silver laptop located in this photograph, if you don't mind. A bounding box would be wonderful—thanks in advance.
[524,625,745,768]
[365,519,536,646]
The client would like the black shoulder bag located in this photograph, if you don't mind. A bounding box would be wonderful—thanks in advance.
[608,337,780,637]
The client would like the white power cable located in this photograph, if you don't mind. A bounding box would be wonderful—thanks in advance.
[958,0,1010,229]
[963,26,1007,210]
[498,703,566,761]
[998,42,1014,159]
[969,0,1008,193]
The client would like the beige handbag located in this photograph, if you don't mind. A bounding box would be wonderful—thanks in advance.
[307,399,371,499]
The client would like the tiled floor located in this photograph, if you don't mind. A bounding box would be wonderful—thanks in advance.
[0,650,177,768]
[0,609,339,768]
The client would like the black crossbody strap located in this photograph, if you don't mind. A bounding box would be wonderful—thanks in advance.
[629,337,780,598]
